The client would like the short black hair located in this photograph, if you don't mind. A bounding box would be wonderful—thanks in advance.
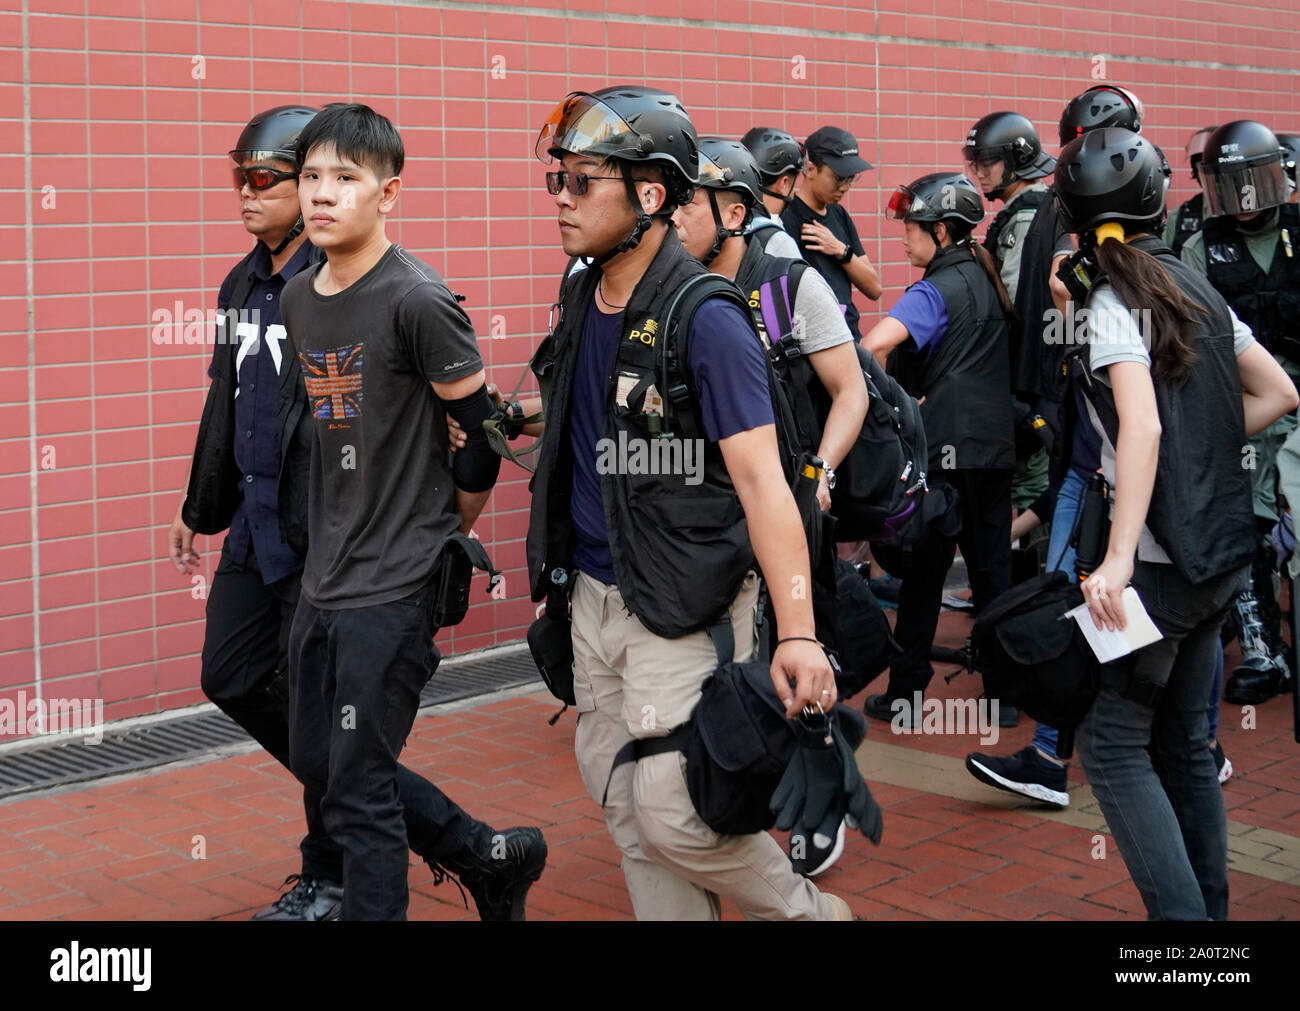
[295,103,404,180]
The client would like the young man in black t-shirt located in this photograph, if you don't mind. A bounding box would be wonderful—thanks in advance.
[781,126,882,339]
[280,104,545,920]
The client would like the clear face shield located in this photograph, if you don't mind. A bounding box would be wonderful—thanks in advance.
[1201,155,1288,218]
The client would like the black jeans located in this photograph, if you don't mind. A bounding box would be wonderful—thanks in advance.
[202,544,340,880]
[203,544,479,893]
[881,467,1013,697]
[287,578,474,920]
[1075,561,1245,920]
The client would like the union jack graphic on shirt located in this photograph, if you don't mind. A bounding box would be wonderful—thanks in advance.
[300,343,364,420]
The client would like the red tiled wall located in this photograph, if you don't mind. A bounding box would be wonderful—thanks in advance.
[3,0,1298,730]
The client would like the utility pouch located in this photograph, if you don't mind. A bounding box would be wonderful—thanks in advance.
[431,532,502,629]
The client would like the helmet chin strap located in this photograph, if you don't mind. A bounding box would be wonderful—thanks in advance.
[588,164,654,269]
[701,190,742,267]
[761,184,794,207]
[269,215,304,255]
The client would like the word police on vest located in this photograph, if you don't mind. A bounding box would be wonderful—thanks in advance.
[49,943,151,991]
[595,431,705,486]
[890,691,1000,746]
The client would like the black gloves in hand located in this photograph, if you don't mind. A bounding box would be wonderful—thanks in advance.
[770,708,883,848]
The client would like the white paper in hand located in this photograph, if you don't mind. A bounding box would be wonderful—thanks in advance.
[1065,586,1163,663]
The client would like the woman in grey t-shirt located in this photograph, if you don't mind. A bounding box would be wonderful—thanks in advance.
[1056,130,1298,920]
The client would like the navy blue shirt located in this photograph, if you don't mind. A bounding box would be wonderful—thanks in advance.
[569,296,774,584]
[210,240,314,585]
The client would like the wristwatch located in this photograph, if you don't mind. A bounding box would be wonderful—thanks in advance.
[837,245,853,264]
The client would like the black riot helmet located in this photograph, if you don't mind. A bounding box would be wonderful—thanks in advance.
[536,86,699,263]
[740,126,805,183]
[1053,128,1167,236]
[1058,85,1143,146]
[963,111,1056,199]
[230,105,318,166]
[694,137,764,265]
[1200,120,1289,218]
[886,172,985,237]
[229,105,318,255]
[1277,133,1300,185]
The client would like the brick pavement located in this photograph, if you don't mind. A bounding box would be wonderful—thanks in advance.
[0,605,1297,921]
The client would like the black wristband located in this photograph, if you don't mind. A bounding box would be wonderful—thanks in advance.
[776,636,821,649]
[838,245,853,264]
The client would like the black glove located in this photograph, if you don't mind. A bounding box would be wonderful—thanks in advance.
[837,731,884,845]
[771,738,847,855]
[771,707,883,851]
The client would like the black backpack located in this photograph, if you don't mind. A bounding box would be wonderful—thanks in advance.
[969,570,1107,730]
[743,259,937,546]
[830,556,898,699]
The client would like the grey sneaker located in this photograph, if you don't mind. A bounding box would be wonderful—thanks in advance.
[251,874,343,921]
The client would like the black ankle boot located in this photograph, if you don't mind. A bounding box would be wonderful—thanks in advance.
[1225,586,1287,704]
[426,826,548,921]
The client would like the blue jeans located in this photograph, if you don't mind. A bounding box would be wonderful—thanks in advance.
[1075,561,1245,920]
[1208,643,1223,742]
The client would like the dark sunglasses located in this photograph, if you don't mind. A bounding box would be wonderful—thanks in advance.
[545,170,647,196]
[232,166,297,191]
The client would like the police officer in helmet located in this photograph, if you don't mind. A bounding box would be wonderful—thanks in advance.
[1164,126,1218,255]
[861,173,1016,724]
[529,86,852,919]
[1182,120,1300,706]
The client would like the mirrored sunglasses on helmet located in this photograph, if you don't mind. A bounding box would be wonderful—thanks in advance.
[232,165,298,191]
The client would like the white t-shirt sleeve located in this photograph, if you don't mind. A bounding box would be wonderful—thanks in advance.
[763,227,802,259]
[1086,284,1151,380]
[792,266,854,355]
[1228,305,1256,356]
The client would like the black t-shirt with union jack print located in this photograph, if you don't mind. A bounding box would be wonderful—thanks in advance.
[281,244,483,607]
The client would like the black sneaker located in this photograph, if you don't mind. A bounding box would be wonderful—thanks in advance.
[251,874,343,921]
[789,821,846,878]
[429,826,548,921]
[965,746,1069,807]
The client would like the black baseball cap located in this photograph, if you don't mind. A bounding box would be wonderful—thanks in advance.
[805,126,873,175]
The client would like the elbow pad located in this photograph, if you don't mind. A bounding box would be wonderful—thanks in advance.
[445,384,502,493]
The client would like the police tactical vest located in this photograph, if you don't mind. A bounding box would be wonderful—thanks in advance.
[525,228,755,639]
[1204,203,1300,362]
[1170,192,1204,257]
[887,243,1015,471]
[1076,235,1255,585]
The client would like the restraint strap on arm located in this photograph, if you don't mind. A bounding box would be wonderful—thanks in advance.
[444,384,502,492]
